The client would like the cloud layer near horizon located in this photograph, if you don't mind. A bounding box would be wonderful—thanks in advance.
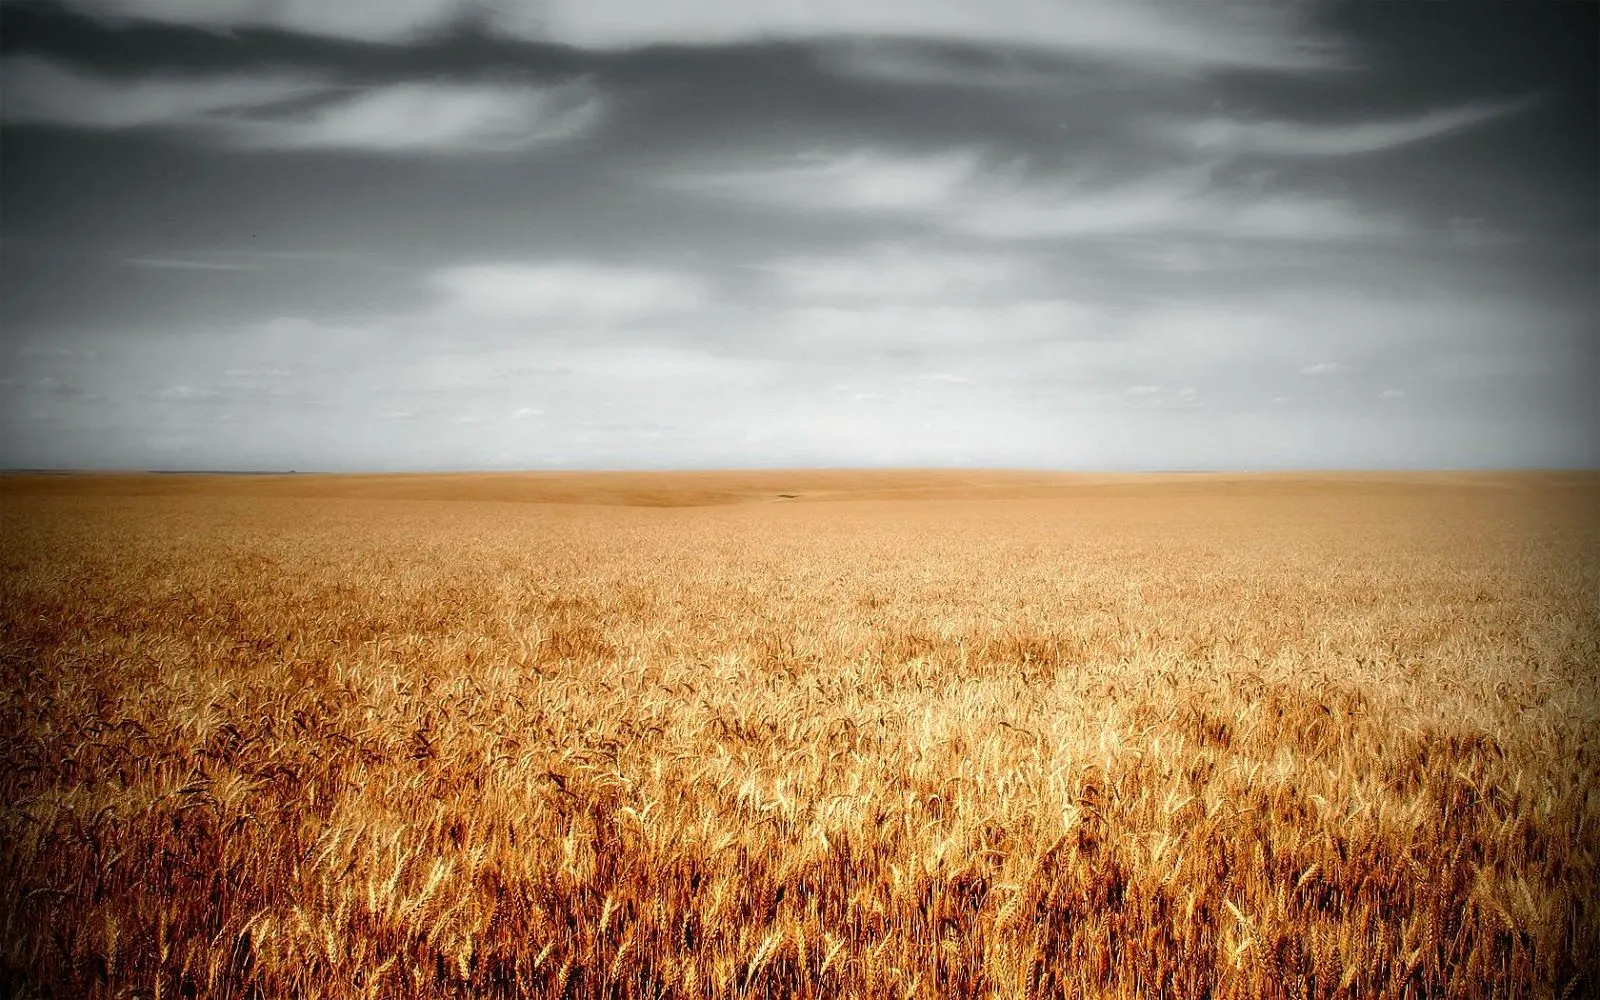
[2,0,1595,470]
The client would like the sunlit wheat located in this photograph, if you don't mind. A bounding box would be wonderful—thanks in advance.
[1,470,1596,998]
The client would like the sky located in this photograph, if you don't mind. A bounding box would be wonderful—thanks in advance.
[1,0,1596,471]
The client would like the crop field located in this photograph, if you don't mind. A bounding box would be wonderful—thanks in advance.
[2,470,1598,999]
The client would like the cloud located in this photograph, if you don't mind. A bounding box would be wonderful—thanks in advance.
[222,366,302,378]
[1152,97,1541,158]
[16,343,99,360]
[156,385,224,402]
[61,1,1342,73]
[811,41,1088,91]
[221,81,605,154]
[37,378,83,397]
[759,243,1028,302]
[1118,384,1201,410]
[1,377,90,398]
[908,372,975,386]
[773,300,1102,356]
[59,0,465,43]
[1300,361,1345,375]
[1,55,605,154]
[1,55,325,130]
[11,279,1591,470]
[663,149,1399,242]
[956,169,1397,242]
[125,257,259,271]
[1115,239,1309,273]
[668,149,986,215]
[429,262,712,323]
[1378,388,1406,400]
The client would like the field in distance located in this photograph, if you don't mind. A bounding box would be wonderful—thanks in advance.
[3,470,1597,998]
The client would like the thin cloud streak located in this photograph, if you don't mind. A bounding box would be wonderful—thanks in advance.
[811,41,1092,91]
[662,149,1401,242]
[125,257,259,271]
[1154,96,1543,158]
[1,55,606,155]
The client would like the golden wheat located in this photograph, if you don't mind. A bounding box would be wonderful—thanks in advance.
[2,471,1597,998]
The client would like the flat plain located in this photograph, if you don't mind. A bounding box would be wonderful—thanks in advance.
[2,470,1597,999]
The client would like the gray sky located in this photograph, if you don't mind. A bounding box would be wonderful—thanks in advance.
[2,0,1596,471]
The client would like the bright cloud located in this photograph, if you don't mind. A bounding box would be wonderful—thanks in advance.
[1,55,605,154]
[222,82,605,154]
[62,0,1340,72]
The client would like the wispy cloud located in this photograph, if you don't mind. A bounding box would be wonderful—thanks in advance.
[1,55,323,129]
[811,40,1107,90]
[759,243,1028,302]
[667,149,987,216]
[1151,97,1542,158]
[663,149,1400,242]
[219,81,605,154]
[62,0,1342,73]
[430,262,711,323]
[61,0,462,43]
[1,55,605,154]
[772,300,1102,357]
[125,256,259,271]
[954,168,1398,242]
[155,385,224,402]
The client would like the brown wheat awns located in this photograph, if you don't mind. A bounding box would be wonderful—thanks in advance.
[2,470,1597,999]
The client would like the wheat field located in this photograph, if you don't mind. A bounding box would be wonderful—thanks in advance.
[2,470,1597,999]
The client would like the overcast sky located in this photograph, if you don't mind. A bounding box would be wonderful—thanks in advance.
[2,0,1595,471]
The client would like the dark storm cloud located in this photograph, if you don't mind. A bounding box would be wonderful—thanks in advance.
[1,0,1595,470]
